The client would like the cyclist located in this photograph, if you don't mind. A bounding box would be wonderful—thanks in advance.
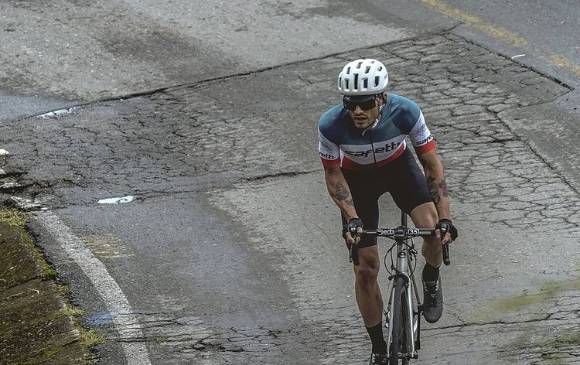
[317,59,458,364]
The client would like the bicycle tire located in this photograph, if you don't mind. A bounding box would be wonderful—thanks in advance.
[389,276,409,364]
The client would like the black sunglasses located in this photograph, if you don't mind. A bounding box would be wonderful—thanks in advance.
[343,97,377,111]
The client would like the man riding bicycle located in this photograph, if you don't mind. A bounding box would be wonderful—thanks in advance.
[317,59,458,364]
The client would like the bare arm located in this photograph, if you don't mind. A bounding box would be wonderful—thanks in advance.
[323,164,358,220]
[418,150,451,220]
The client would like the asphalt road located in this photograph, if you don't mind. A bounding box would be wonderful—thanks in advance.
[1,1,580,364]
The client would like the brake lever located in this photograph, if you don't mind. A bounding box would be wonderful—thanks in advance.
[439,226,451,266]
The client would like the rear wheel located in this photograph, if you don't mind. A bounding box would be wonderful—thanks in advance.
[389,277,409,364]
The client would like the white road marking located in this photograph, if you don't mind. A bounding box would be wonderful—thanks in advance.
[511,54,526,59]
[98,196,135,204]
[34,211,151,365]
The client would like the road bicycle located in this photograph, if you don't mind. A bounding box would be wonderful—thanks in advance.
[350,211,450,364]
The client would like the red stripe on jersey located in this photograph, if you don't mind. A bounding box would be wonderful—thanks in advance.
[341,144,406,171]
[415,140,436,154]
[321,158,340,168]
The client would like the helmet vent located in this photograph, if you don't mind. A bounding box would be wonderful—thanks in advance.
[337,59,388,96]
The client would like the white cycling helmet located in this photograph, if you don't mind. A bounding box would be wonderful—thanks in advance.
[337,59,389,96]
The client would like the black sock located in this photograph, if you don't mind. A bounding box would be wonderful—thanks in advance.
[366,322,387,354]
[422,262,440,282]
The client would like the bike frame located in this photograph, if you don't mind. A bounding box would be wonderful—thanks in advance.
[385,212,422,360]
[357,211,448,362]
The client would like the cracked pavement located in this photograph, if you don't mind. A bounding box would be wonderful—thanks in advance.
[2,33,580,364]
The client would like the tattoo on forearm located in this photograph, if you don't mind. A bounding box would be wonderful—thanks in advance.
[333,182,355,207]
[427,177,449,204]
[334,182,349,200]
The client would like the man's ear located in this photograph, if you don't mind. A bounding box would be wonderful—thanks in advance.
[377,94,386,107]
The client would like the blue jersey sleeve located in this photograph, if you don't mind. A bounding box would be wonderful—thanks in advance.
[317,106,345,165]
[392,96,436,153]
[393,97,422,134]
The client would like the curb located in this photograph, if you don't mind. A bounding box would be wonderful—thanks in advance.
[0,213,90,364]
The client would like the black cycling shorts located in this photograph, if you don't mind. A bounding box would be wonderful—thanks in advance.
[341,148,433,248]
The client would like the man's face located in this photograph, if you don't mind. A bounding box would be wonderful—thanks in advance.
[343,95,381,129]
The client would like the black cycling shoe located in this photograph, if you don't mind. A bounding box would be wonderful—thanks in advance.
[369,352,388,365]
[422,277,443,323]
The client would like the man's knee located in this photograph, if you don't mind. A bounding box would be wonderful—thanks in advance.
[355,263,379,281]
[354,247,380,286]
[410,202,438,228]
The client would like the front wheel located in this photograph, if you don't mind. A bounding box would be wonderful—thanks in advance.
[389,276,409,364]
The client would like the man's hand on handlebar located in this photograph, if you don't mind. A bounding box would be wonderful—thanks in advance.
[435,218,458,245]
[343,217,363,248]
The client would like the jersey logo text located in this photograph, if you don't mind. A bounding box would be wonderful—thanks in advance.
[343,141,401,157]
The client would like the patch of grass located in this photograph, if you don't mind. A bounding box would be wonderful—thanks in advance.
[64,300,106,361]
[550,331,580,347]
[19,345,63,365]
[61,305,85,318]
[504,330,580,363]
[0,208,56,280]
[39,345,62,361]
[0,208,93,363]
[476,277,580,321]
[488,292,545,312]
[79,328,105,348]
[19,231,57,280]
[0,208,30,227]
[56,284,72,297]
[511,330,580,350]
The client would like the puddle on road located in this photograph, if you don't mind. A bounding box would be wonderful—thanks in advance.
[85,311,114,326]
[36,107,78,119]
[98,196,135,204]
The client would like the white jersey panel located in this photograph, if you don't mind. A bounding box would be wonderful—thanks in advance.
[318,129,340,161]
[341,136,407,165]
[409,111,433,148]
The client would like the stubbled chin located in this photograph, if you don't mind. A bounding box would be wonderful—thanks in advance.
[353,120,369,128]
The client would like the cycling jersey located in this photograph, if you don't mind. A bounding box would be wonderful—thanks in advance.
[318,93,436,170]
